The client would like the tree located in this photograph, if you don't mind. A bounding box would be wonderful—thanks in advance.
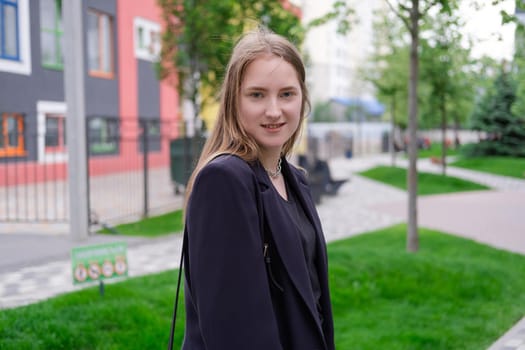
[385,0,456,252]
[511,0,525,119]
[469,68,525,157]
[158,0,303,135]
[420,11,474,175]
[366,8,410,166]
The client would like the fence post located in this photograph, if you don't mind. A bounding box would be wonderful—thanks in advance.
[142,120,149,218]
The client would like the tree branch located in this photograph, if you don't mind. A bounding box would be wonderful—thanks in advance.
[385,0,412,31]
[421,0,440,15]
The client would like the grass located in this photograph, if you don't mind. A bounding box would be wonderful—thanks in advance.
[1,225,524,349]
[451,156,525,179]
[359,166,489,195]
[417,143,460,159]
[98,209,183,237]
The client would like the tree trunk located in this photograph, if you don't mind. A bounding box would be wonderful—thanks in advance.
[391,96,397,167]
[441,93,447,176]
[454,115,460,148]
[407,0,419,252]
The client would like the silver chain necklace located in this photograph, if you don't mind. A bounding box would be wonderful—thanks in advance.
[266,158,282,179]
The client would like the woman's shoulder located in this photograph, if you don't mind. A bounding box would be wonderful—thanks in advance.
[198,154,254,182]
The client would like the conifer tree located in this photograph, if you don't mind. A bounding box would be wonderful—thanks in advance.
[470,69,525,157]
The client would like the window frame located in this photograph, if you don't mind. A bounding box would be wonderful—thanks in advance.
[0,0,31,75]
[40,0,63,70]
[0,112,26,157]
[87,9,114,79]
[0,0,20,61]
[44,113,66,153]
[88,117,120,155]
[37,100,67,163]
[133,17,161,62]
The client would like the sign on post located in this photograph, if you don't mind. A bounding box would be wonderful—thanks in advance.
[71,242,128,285]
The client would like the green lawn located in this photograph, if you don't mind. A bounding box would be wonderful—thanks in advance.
[1,225,524,349]
[418,142,460,159]
[359,166,490,195]
[451,156,525,179]
[98,209,183,237]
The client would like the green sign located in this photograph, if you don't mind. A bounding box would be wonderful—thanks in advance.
[71,242,128,285]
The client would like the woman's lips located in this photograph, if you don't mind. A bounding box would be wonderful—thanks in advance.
[262,122,286,129]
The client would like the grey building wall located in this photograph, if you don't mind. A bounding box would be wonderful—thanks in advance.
[0,1,64,161]
[138,60,160,120]
[84,0,119,118]
[138,60,160,152]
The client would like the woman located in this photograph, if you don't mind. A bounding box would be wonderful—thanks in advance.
[182,28,335,350]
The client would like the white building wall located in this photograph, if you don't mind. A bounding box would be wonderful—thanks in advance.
[301,0,386,105]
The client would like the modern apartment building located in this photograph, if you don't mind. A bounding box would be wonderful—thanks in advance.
[301,0,385,110]
[0,0,179,187]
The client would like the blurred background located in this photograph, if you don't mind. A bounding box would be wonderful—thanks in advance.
[0,0,523,236]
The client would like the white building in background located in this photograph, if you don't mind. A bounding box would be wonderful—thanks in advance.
[301,0,386,107]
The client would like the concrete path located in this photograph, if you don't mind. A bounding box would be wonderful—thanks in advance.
[1,153,524,349]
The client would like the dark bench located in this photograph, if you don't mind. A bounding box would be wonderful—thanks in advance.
[297,156,349,204]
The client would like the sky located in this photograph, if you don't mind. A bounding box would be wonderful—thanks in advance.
[459,0,516,61]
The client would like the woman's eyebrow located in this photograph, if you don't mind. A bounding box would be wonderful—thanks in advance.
[280,86,299,90]
[243,85,267,90]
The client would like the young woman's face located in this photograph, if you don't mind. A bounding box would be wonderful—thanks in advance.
[239,54,302,155]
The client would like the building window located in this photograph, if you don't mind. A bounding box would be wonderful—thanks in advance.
[37,101,67,163]
[0,0,30,74]
[88,117,119,154]
[0,0,19,60]
[133,17,160,62]
[40,0,63,69]
[87,10,113,78]
[0,112,26,157]
[45,113,66,153]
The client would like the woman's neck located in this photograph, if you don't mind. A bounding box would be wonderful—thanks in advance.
[259,151,282,177]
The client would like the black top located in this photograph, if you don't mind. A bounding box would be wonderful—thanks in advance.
[280,182,323,323]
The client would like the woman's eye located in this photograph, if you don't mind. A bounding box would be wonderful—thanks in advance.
[281,91,295,98]
[250,92,263,98]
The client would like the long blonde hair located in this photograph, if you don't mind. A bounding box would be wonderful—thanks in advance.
[185,27,310,207]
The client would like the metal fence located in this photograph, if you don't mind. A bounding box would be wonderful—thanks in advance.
[87,118,185,227]
[0,117,200,230]
[0,156,69,223]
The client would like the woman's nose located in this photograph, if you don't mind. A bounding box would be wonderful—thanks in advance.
[265,97,281,118]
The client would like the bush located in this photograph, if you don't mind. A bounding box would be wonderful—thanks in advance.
[461,141,525,158]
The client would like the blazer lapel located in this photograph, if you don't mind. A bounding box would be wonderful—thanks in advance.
[252,160,325,336]
[282,161,330,269]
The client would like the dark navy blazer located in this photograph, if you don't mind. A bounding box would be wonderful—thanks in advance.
[182,154,335,350]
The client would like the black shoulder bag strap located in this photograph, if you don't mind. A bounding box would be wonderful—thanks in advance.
[168,229,187,350]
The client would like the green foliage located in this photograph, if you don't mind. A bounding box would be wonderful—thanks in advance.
[368,2,475,130]
[359,166,489,195]
[98,210,183,237]
[157,0,304,116]
[469,69,525,157]
[512,8,525,119]
[366,7,409,127]
[312,101,336,122]
[2,225,525,349]
[419,11,474,130]
[305,0,355,35]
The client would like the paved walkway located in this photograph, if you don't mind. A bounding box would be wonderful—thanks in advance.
[1,154,524,349]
